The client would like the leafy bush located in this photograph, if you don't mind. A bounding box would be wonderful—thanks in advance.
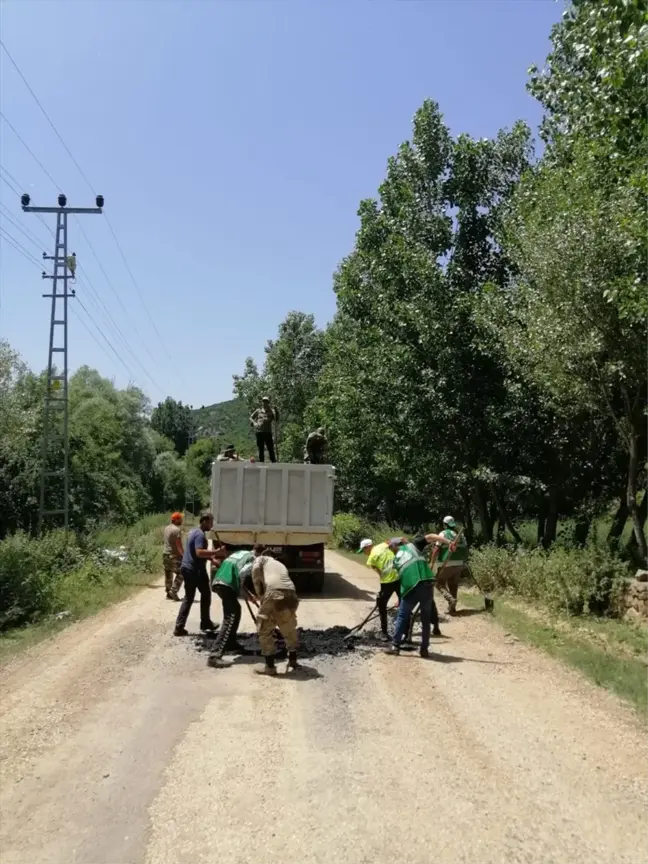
[470,544,629,617]
[0,531,57,629]
[332,513,370,550]
[0,515,170,632]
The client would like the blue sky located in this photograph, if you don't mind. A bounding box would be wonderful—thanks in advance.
[0,0,561,408]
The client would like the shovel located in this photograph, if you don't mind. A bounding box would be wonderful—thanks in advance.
[344,599,381,641]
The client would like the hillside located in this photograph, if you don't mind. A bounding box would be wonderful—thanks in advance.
[191,398,254,456]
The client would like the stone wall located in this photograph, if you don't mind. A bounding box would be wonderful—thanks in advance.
[623,570,648,622]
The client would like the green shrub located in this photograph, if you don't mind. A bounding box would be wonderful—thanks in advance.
[0,531,57,629]
[332,513,369,550]
[470,543,629,617]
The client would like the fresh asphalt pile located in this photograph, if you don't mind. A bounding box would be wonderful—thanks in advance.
[192,624,416,659]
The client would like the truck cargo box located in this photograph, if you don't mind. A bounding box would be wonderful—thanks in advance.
[210,461,335,546]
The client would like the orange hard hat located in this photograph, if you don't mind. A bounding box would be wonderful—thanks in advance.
[171,512,183,523]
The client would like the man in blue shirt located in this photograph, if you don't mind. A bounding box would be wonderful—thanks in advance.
[174,513,221,636]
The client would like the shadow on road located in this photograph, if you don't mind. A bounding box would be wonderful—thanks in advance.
[300,571,375,602]
[451,608,485,618]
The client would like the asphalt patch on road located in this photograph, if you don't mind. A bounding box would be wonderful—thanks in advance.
[192,626,416,659]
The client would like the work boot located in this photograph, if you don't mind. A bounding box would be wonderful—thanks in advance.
[255,657,277,676]
[386,646,400,656]
[166,590,174,600]
[287,650,300,670]
[207,655,226,668]
[201,621,217,634]
[173,627,188,637]
[169,590,180,602]
[448,599,457,615]
[377,631,390,643]
[420,647,430,659]
[432,627,443,637]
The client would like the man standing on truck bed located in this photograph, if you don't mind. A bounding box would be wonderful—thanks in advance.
[251,552,300,675]
[173,513,220,636]
[250,396,279,463]
[163,512,184,601]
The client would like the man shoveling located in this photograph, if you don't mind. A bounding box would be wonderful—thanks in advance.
[358,538,399,642]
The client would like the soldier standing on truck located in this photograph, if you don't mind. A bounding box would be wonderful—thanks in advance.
[163,512,184,601]
[304,427,328,464]
[250,396,279,463]
[250,551,300,675]
[207,549,255,665]
[433,516,468,615]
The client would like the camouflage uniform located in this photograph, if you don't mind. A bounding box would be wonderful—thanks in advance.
[162,522,184,598]
[253,556,299,657]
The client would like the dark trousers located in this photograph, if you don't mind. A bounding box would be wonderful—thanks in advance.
[211,584,242,656]
[377,580,400,633]
[175,567,212,630]
[256,431,276,463]
[393,581,434,651]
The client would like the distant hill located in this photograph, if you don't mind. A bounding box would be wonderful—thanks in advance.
[191,398,255,456]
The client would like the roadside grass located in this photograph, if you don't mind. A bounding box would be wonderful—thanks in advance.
[459,590,648,715]
[0,514,195,664]
[329,548,647,714]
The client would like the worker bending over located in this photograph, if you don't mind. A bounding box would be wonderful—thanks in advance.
[358,538,399,642]
[434,516,468,615]
[208,549,255,664]
[251,552,300,675]
[304,427,328,464]
[386,531,455,657]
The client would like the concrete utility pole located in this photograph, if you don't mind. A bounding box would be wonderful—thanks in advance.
[21,192,104,535]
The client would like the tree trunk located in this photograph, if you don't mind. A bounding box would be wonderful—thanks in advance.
[574,512,592,547]
[537,495,547,547]
[473,480,493,543]
[489,482,524,545]
[607,492,629,545]
[461,489,474,545]
[543,485,559,549]
[627,433,648,564]
[626,490,647,562]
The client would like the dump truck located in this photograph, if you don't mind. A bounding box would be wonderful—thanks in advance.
[209,460,335,592]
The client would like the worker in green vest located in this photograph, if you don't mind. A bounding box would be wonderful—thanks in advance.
[208,549,255,664]
[386,531,455,657]
[434,516,468,615]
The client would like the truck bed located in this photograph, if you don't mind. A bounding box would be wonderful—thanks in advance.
[209,461,335,545]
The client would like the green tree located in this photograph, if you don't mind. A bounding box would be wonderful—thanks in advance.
[151,397,193,456]
[234,311,326,460]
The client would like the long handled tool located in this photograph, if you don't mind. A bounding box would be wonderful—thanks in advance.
[344,599,381,641]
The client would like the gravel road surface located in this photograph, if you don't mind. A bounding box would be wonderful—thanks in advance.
[1,551,646,864]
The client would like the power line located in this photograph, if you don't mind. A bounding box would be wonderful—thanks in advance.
[1,41,96,194]
[0,164,163,390]
[0,203,46,252]
[0,110,60,189]
[0,43,178,370]
[74,295,139,382]
[0,226,43,268]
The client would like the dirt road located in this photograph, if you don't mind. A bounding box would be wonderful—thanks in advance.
[1,551,646,864]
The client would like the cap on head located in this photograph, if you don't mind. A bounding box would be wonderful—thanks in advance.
[388,536,405,549]
[357,538,373,554]
[171,511,183,524]
[317,426,326,435]
[443,516,456,528]
[262,396,270,403]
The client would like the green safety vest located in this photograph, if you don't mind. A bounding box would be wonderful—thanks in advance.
[393,542,434,597]
[212,550,253,592]
[437,529,468,564]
